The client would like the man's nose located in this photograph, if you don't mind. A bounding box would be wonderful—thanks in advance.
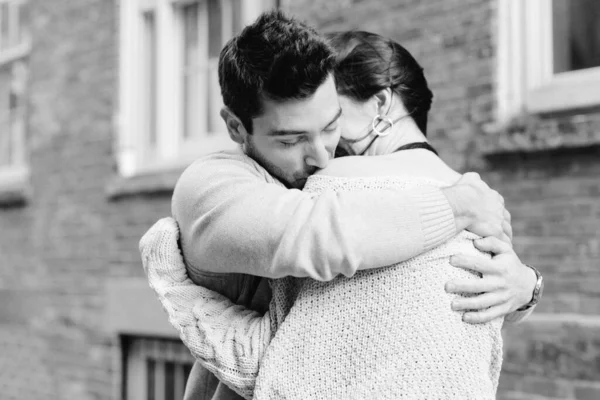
[305,140,330,169]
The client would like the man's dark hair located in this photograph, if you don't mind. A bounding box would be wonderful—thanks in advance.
[219,10,335,133]
[326,31,433,136]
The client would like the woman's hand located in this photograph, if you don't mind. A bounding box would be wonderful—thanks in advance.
[444,236,537,324]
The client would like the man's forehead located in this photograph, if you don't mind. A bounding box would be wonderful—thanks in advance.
[249,74,339,134]
[255,96,340,136]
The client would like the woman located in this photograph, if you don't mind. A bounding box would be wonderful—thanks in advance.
[142,31,534,399]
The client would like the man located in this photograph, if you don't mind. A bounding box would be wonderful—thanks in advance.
[140,10,538,400]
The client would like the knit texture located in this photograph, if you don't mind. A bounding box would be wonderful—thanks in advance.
[253,176,504,400]
[140,217,269,399]
[140,173,533,399]
[172,150,457,282]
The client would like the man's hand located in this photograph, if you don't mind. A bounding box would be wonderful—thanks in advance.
[443,172,512,243]
[444,236,537,324]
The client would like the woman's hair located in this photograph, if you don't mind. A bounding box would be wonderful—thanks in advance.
[326,31,433,135]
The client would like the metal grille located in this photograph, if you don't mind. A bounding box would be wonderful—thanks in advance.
[125,337,195,400]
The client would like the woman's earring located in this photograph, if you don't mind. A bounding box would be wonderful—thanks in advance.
[371,114,394,137]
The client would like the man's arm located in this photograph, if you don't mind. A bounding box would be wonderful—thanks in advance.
[173,153,502,281]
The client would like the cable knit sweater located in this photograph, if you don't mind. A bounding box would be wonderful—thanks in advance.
[141,175,533,400]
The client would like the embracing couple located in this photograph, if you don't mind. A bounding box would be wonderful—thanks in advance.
[140,10,543,400]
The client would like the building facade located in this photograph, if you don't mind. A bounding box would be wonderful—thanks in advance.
[0,0,599,399]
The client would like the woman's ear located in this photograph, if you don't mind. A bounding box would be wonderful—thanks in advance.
[220,107,248,144]
[373,88,394,116]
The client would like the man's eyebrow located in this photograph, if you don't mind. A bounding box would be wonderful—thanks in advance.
[267,107,343,137]
[267,128,307,137]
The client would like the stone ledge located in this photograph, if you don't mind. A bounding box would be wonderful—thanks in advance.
[502,313,600,380]
[0,166,31,209]
[478,112,600,155]
[105,168,184,201]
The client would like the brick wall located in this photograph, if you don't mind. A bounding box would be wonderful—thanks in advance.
[0,1,172,399]
[0,0,598,399]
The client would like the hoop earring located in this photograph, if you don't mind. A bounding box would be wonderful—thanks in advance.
[372,114,394,137]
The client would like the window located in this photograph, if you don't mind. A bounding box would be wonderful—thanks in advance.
[118,0,276,177]
[124,337,195,400]
[497,0,600,121]
[0,0,29,191]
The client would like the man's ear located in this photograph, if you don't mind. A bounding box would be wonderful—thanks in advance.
[220,107,248,144]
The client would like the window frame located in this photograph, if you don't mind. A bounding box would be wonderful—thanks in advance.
[124,336,195,400]
[0,0,30,195]
[117,0,275,178]
[496,0,600,122]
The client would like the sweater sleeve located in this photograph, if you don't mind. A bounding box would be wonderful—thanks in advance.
[140,217,270,400]
[172,152,456,281]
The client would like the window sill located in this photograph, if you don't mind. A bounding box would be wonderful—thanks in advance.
[479,112,600,155]
[0,166,30,208]
[0,40,31,66]
[105,168,184,201]
[527,67,600,114]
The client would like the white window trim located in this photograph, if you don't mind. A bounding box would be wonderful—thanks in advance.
[0,0,30,63]
[0,0,30,189]
[117,0,273,178]
[497,0,600,122]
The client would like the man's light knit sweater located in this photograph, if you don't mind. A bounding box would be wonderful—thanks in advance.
[172,150,457,283]
[141,173,533,400]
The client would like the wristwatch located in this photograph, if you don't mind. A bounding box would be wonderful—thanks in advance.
[517,264,544,311]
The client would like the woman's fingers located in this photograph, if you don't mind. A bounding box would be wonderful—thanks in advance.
[473,236,512,255]
[445,276,498,294]
[462,304,510,324]
[450,254,494,274]
[451,292,508,311]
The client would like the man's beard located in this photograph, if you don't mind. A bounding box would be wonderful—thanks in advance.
[244,139,316,189]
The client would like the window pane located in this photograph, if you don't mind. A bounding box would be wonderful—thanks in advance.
[142,11,157,146]
[146,359,156,400]
[15,1,25,46]
[231,0,243,36]
[0,3,9,50]
[553,0,600,73]
[182,2,203,139]
[9,2,21,47]
[0,65,12,166]
[0,109,10,166]
[208,0,222,58]
[164,362,175,400]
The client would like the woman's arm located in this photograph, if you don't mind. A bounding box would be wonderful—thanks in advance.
[445,236,538,324]
[139,218,272,399]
